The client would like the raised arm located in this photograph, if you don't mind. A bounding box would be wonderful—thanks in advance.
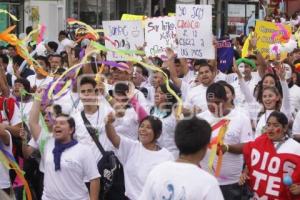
[127,83,148,122]
[29,88,43,141]
[105,112,120,148]
[165,48,182,88]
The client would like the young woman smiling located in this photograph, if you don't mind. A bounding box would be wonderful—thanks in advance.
[105,113,173,200]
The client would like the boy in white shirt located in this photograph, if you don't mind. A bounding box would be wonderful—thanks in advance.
[139,117,224,200]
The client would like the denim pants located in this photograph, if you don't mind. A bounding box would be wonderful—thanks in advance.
[220,183,243,200]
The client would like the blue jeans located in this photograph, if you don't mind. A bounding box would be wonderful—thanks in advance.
[220,183,243,200]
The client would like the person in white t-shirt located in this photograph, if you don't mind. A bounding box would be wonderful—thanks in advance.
[29,88,100,200]
[105,113,174,200]
[184,62,216,115]
[197,82,253,200]
[139,117,224,200]
[26,56,53,89]
[72,77,114,162]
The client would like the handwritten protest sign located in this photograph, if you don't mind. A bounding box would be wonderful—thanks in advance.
[176,4,214,59]
[103,20,144,61]
[145,16,177,57]
[255,20,291,59]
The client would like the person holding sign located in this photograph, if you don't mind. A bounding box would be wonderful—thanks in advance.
[240,111,300,199]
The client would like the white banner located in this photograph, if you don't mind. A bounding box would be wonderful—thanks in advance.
[103,20,144,61]
[176,4,214,59]
[145,16,177,57]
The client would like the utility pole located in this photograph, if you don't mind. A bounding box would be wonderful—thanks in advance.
[216,0,223,38]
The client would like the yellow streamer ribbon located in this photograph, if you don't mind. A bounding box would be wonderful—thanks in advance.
[208,120,229,176]
[0,9,19,21]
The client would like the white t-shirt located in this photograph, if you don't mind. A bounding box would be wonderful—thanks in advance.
[293,111,300,135]
[184,84,208,112]
[1,101,21,126]
[117,136,174,200]
[139,161,224,200]
[0,131,12,189]
[159,113,178,157]
[114,107,139,140]
[197,110,253,185]
[27,75,53,88]
[181,70,196,85]
[72,103,114,162]
[38,137,100,200]
[18,101,33,125]
[54,91,81,115]
[215,70,228,82]
[289,85,300,115]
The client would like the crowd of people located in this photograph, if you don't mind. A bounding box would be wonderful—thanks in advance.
[0,8,300,200]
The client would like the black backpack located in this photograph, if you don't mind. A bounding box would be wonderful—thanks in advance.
[81,111,126,200]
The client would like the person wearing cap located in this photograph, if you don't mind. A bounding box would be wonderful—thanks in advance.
[106,62,150,111]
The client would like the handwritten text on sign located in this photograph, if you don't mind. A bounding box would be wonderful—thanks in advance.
[145,16,177,57]
[176,5,214,59]
[103,20,144,61]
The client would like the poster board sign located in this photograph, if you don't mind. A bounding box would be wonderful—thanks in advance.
[176,4,214,59]
[103,20,144,61]
[145,16,177,57]
[255,20,291,59]
[217,40,234,73]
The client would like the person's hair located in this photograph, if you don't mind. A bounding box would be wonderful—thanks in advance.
[217,80,235,105]
[152,57,163,67]
[175,117,212,155]
[49,54,62,60]
[154,68,170,79]
[267,111,288,130]
[7,44,16,50]
[206,82,227,101]
[114,82,129,96]
[56,113,76,135]
[0,54,9,64]
[194,59,208,67]
[14,78,31,96]
[53,104,62,116]
[157,82,181,117]
[139,116,162,141]
[80,77,97,88]
[59,30,68,37]
[55,67,66,75]
[25,26,33,35]
[12,55,24,66]
[133,63,148,77]
[198,63,214,72]
[255,73,282,103]
[47,41,59,52]
[36,55,50,67]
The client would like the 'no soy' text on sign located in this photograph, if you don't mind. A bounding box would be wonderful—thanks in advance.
[176,4,214,59]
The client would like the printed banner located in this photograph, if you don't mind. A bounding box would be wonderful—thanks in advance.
[145,16,177,57]
[103,20,144,61]
[176,4,214,59]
